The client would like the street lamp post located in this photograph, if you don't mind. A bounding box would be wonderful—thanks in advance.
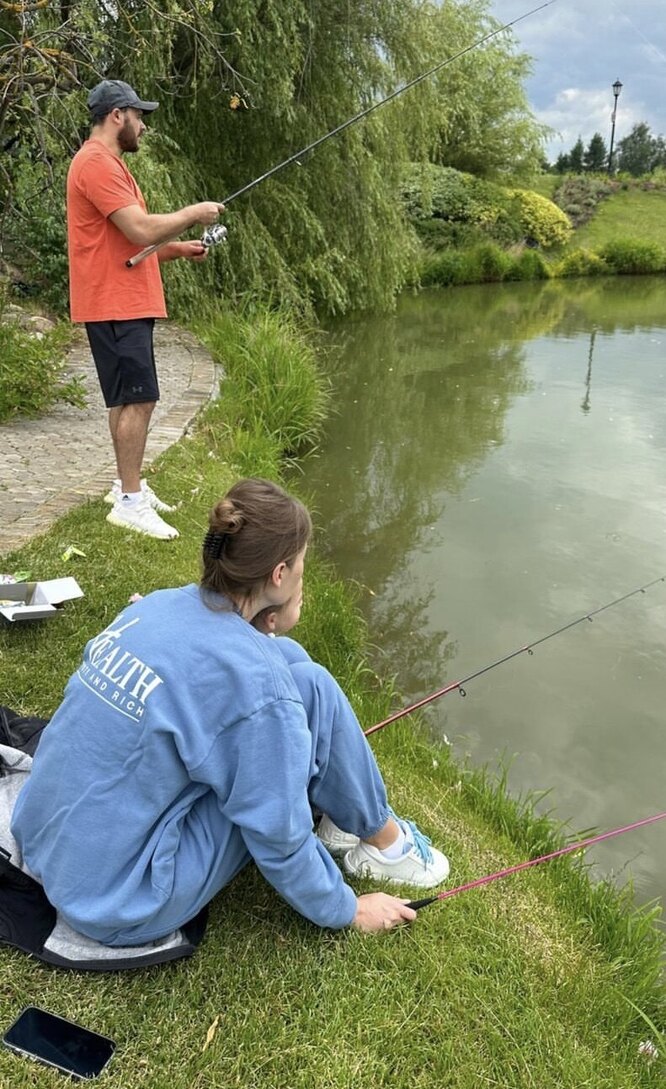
[607,79,623,174]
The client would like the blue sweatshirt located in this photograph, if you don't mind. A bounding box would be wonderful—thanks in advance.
[12,586,357,943]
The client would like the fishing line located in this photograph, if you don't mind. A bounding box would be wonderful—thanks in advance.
[406,811,666,909]
[364,575,666,737]
[127,0,560,268]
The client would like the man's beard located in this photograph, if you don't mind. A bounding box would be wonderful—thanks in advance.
[118,119,139,153]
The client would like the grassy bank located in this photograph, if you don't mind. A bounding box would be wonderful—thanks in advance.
[0,308,664,1088]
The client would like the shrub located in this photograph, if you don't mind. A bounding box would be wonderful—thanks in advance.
[402,164,523,249]
[506,188,572,248]
[402,163,478,221]
[649,166,666,189]
[597,238,666,274]
[555,248,608,278]
[404,165,570,254]
[0,306,85,423]
[412,218,486,249]
[560,202,583,224]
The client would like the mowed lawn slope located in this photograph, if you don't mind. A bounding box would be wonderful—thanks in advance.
[572,187,666,250]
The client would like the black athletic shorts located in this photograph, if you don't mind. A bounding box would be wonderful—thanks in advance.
[85,318,159,408]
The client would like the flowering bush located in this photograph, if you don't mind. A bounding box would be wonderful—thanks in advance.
[506,188,572,248]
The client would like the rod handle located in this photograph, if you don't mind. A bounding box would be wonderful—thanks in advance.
[126,243,161,268]
[406,895,439,910]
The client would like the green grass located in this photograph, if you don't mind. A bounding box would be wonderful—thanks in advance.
[0,309,664,1088]
[571,189,666,251]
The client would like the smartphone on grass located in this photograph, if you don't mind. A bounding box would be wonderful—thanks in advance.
[3,1006,115,1079]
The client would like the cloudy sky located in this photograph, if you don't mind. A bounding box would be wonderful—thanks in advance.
[491,0,666,161]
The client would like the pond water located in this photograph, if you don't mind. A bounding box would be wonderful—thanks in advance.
[303,276,666,907]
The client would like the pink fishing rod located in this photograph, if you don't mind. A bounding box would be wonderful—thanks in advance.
[364,575,666,738]
[406,812,666,909]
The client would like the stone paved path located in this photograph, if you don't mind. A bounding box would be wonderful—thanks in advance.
[0,324,219,557]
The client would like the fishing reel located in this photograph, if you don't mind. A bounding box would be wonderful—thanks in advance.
[201,224,228,249]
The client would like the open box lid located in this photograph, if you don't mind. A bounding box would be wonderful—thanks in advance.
[0,578,84,622]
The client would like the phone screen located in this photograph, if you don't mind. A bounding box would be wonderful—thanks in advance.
[3,1006,115,1079]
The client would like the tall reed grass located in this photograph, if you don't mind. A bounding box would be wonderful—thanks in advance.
[201,309,331,454]
[421,242,550,288]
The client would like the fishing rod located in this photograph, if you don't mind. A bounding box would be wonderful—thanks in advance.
[364,574,666,738]
[406,811,666,909]
[127,0,560,269]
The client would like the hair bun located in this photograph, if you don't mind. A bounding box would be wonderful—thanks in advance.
[209,498,244,536]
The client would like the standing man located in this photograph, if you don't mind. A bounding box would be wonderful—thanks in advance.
[67,79,224,539]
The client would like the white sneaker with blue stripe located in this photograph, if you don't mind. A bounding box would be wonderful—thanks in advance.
[343,818,449,888]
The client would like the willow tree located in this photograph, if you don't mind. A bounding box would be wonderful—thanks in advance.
[1,0,546,315]
[132,0,445,313]
[418,0,549,179]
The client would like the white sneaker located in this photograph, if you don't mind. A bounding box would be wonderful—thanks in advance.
[104,480,120,505]
[342,819,450,889]
[106,496,179,540]
[104,479,176,513]
[141,480,177,513]
[316,815,360,858]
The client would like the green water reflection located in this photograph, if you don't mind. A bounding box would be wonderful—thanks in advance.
[303,276,666,905]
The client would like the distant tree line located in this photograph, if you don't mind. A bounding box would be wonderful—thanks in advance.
[552,124,666,177]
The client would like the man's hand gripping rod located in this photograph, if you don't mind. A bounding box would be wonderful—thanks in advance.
[126,223,227,269]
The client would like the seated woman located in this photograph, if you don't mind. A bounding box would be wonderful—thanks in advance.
[11,479,448,943]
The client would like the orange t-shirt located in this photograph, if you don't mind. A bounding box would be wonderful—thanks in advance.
[67,139,167,323]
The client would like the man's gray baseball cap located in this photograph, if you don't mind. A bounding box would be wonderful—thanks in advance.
[87,80,159,116]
